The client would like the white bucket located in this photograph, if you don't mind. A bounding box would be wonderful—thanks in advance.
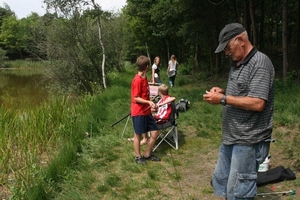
[258,156,270,172]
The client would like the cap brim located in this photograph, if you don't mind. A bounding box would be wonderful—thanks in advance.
[214,40,229,53]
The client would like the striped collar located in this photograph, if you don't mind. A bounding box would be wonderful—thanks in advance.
[233,47,258,68]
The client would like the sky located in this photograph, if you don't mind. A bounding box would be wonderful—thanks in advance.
[0,0,127,19]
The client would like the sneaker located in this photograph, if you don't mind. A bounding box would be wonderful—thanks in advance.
[144,154,161,162]
[135,156,147,165]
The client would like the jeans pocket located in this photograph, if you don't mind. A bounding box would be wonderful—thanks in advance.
[234,172,257,198]
[256,141,270,164]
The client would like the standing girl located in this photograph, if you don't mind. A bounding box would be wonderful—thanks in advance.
[167,55,178,88]
[151,56,161,84]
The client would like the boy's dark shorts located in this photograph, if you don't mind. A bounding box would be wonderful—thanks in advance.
[132,114,158,134]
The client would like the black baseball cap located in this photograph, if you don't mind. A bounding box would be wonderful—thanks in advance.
[215,23,245,53]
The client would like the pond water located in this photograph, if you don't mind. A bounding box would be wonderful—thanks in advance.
[0,70,50,108]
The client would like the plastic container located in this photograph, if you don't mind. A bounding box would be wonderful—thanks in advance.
[258,156,271,172]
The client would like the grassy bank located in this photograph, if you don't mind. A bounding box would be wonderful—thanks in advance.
[49,67,300,199]
[2,60,47,69]
[0,95,94,199]
[3,64,300,199]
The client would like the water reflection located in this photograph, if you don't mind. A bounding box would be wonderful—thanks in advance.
[0,70,49,108]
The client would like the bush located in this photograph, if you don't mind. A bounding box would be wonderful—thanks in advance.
[0,48,8,67]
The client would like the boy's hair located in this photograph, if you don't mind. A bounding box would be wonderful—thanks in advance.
[158,84,169,95]
[136,55,150,71]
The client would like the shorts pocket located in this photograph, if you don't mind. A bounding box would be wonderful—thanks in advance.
[234,172,257,198]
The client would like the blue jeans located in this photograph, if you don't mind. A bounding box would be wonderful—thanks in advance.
[169,75,176,87]
[212,141,270,200]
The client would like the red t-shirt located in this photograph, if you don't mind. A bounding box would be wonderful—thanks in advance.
[131,74,151,116]
[153,95,172,124]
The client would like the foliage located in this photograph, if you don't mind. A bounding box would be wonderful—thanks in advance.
[123,0,300,77]
[0,0,300,93]
[0,13,43,60]
[101,12,126,72]
[0,47,7,67]
[0,16,24,56]
[43,14,104,95]
[39,0,126,95]
[0,3,15,26]
[274,70,299,92]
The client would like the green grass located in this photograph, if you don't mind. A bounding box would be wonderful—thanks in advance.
[2,65,300,199]
[51,67,300,199]
[0,95,93,199]
[3,60,48,69]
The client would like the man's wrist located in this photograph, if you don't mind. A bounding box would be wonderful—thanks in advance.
[220,95,227,105]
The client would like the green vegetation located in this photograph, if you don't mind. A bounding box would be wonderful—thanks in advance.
[3,60,47,69]
[1,65,299,199]
[0,95,93,199]
[1,1,300,95]
[0,0,299,198]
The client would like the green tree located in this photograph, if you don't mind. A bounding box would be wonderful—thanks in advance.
[0,47,7,67]
[124,0,219,71]
[42,0,124,94]
[0,14,42,59]
[123,0,155,61]
[0,3,15,26]
[0,16,25,58]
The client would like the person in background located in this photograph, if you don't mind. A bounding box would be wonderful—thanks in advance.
[131,55,161,165]
[151,56,162,84]
[203,23,275,199]
[167,55,178,88]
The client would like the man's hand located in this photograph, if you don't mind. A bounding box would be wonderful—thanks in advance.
[203,91,223,105]
[209,87,225,94]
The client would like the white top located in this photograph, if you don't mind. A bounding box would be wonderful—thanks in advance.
[168,60,178,71]
[152,64,159,77]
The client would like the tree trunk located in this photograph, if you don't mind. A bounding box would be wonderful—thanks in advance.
[146,43,151,65]
[259,0,265,51]
[249,0,257,46]
[194,35,199,71]
[243,0,251,33]
[296,0,300,67]
[282,0,288,81]
[92,0,106,89]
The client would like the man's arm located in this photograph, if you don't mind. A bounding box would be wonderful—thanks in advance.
[226,95,266,111]
[203,89,265,111]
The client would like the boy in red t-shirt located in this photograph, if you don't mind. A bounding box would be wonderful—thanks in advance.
[131,55,161,164]
[152,84,176,124]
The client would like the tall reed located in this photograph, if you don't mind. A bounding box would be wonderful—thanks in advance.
[0,95,94,199]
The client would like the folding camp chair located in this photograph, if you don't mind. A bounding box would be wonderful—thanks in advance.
[149,82,161,102]
[152,101,178,152]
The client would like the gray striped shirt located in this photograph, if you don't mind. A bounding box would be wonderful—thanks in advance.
[222,48,275,145]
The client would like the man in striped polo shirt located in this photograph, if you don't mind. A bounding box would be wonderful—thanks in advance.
[203,23,275,200]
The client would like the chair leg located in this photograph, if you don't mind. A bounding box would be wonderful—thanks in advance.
[152,132,164,152]
[121,116,131,138]
[173,126,178,150]
[152,126,178,152]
